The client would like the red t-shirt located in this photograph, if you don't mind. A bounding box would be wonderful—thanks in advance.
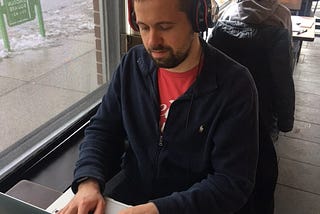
[158,65,200,132]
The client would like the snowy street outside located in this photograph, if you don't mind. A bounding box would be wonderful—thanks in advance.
[0,0,94,59]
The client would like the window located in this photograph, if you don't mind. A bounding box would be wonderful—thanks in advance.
[0,0,123,183]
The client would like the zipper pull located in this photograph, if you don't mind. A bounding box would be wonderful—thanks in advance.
[159,135,164,147]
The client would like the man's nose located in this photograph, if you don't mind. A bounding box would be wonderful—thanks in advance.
[147,29,163,48]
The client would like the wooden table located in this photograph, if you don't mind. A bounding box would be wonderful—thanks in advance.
[280,0,314,16]
[280,0,303,10]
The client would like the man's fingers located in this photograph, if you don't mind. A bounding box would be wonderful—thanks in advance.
[77,204,92,214]
[93,199,106,214]
[57,205,67,214]
[57,205,77,214]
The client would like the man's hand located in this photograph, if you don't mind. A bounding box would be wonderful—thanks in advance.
[58,179,105,214]
[118,202,159,214]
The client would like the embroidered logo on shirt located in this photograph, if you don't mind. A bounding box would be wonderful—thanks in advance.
[199,125,204,133]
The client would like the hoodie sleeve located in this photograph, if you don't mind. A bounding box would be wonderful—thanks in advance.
[72,58,127,193]
[268,28,295,132]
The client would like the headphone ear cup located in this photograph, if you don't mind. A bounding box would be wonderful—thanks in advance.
[193,0,215,32]
[128,0,139,31]
[192,0,201,32]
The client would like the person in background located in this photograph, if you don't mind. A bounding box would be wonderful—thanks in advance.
[58,0,259,213]
[208,0,295,213]
[220,0,292,35]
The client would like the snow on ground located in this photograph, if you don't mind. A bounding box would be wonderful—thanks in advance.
[0,0,94,59]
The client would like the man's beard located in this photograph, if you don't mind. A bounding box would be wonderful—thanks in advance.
[148,45,190,69]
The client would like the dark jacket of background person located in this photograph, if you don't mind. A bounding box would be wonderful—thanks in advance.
[208,20,295,214]
[71,39,259,214]
[209,20,295,133]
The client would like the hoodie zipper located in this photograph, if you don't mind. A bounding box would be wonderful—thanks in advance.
[147,64,195,192]
[145,69,164,184]
[158,135,164,147]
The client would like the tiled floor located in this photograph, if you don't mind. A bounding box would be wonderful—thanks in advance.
[274,37,320,213]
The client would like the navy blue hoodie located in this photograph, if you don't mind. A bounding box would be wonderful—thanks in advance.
[72,39,259,214]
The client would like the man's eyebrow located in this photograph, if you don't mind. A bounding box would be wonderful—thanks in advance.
[136,21,176,26]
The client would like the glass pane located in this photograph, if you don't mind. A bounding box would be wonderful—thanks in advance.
[0,0,102,155]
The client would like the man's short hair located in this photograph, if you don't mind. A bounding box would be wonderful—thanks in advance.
[132,0,193,19]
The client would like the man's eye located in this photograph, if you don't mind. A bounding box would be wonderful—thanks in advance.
[159,25,173,31]
[138,25,149,31]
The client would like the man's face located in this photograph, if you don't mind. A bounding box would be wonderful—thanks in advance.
[134,0,195,69]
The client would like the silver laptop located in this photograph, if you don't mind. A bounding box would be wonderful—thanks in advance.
[0,188,130,214]
[0,191,50,214]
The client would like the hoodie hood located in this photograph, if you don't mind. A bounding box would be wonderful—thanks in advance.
[235,0,279,23]
[220,0,292,31]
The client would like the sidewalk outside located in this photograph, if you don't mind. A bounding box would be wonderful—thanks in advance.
[0,0,99,153]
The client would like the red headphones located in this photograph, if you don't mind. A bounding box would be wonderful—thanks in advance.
[128,0,215,32]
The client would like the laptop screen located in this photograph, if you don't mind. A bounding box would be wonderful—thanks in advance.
[0,192,50,214]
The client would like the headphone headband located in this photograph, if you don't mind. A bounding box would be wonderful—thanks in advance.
[128,0,216,32]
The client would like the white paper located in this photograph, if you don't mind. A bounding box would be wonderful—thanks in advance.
[291,16,314,28]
